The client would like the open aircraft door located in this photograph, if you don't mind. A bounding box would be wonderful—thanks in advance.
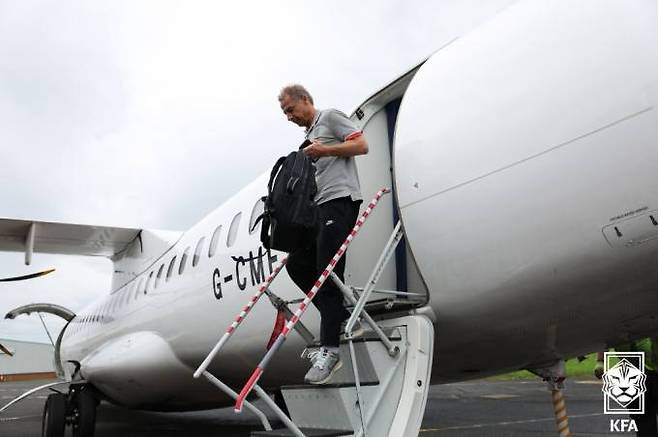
[346,61,433,313]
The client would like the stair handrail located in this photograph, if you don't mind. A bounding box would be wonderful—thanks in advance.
[193,255,289,378]
[234,187,391,413]
[344,220,404,339]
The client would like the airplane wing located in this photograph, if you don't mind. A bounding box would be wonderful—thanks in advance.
[0,217,142,264]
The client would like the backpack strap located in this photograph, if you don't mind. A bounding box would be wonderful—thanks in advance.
[250,197,268,234]
[259,214,271,249]
[267,156,288,195]
[286,151,308,193]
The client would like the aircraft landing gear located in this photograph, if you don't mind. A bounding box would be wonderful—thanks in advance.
[42,393,66,437]
[41,384,98,437]
[71,387,97,437]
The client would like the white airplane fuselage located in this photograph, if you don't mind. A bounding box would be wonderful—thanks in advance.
[56,0,658,411]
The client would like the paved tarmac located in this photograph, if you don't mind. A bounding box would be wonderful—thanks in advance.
[0,379,633,436]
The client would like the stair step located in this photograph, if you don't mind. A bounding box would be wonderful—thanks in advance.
[251,427,352,436]
[308,327,401,347]
[281,380,378,390]
[287,342,380,388]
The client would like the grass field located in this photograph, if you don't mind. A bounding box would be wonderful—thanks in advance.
[489,353,600,380]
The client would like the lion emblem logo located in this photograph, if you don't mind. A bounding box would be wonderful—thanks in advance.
[602,358,647,409]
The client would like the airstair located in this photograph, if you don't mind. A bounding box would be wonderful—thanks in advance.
[193,189,434,437]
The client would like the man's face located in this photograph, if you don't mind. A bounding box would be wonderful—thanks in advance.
[280,94,312,127]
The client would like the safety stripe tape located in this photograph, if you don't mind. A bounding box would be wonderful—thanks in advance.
[551,390,572,437]
[194,255,289,378]
[223,256,288,335]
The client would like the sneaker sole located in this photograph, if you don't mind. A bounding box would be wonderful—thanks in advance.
[307,359,343,385]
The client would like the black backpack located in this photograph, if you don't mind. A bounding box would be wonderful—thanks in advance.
[253,140,318,252]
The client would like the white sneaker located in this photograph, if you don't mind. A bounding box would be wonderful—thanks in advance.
[304,348,342,385]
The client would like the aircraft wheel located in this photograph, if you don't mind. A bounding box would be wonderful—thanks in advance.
[42,393,67,437]
[72,389,97,437]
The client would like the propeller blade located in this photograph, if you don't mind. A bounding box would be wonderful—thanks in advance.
[0,268,56,282]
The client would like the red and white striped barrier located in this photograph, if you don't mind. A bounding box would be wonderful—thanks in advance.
[234,188,390,412]
[193,255,289,378]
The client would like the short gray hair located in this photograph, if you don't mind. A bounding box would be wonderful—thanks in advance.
[278,84,314,105]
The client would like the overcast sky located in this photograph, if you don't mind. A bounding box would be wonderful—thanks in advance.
[0,0,516,342]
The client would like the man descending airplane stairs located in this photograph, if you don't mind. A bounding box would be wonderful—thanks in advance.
[194,183,433,437]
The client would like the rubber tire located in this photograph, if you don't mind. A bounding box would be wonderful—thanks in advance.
[72,389,96,437]
[42,393,67,437]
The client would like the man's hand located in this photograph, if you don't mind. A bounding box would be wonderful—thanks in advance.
[303,141,327,159]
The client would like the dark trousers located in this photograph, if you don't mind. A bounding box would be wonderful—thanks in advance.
[286,197,360,347]
[637,370,658,436]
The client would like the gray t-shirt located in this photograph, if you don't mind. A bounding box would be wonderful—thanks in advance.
[305,109,363,205]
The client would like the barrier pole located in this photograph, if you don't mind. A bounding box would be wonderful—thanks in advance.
[193,255,288,378]
[551,389,572,437]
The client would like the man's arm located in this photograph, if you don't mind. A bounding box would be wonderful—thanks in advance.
[303,109,369,159]
[303,134,368,159]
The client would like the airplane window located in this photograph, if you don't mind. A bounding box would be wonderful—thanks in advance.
[179,247,190,275]
[156,263,165,288]
[135,277,144,300]
[227,212,242,247]
[208,225,222,258]
[166,256,177,281]
[249,198,265,235]
[128,284,135,304]
[145,271,154,294]
[193,237,205,267]
[123,286,132,306]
